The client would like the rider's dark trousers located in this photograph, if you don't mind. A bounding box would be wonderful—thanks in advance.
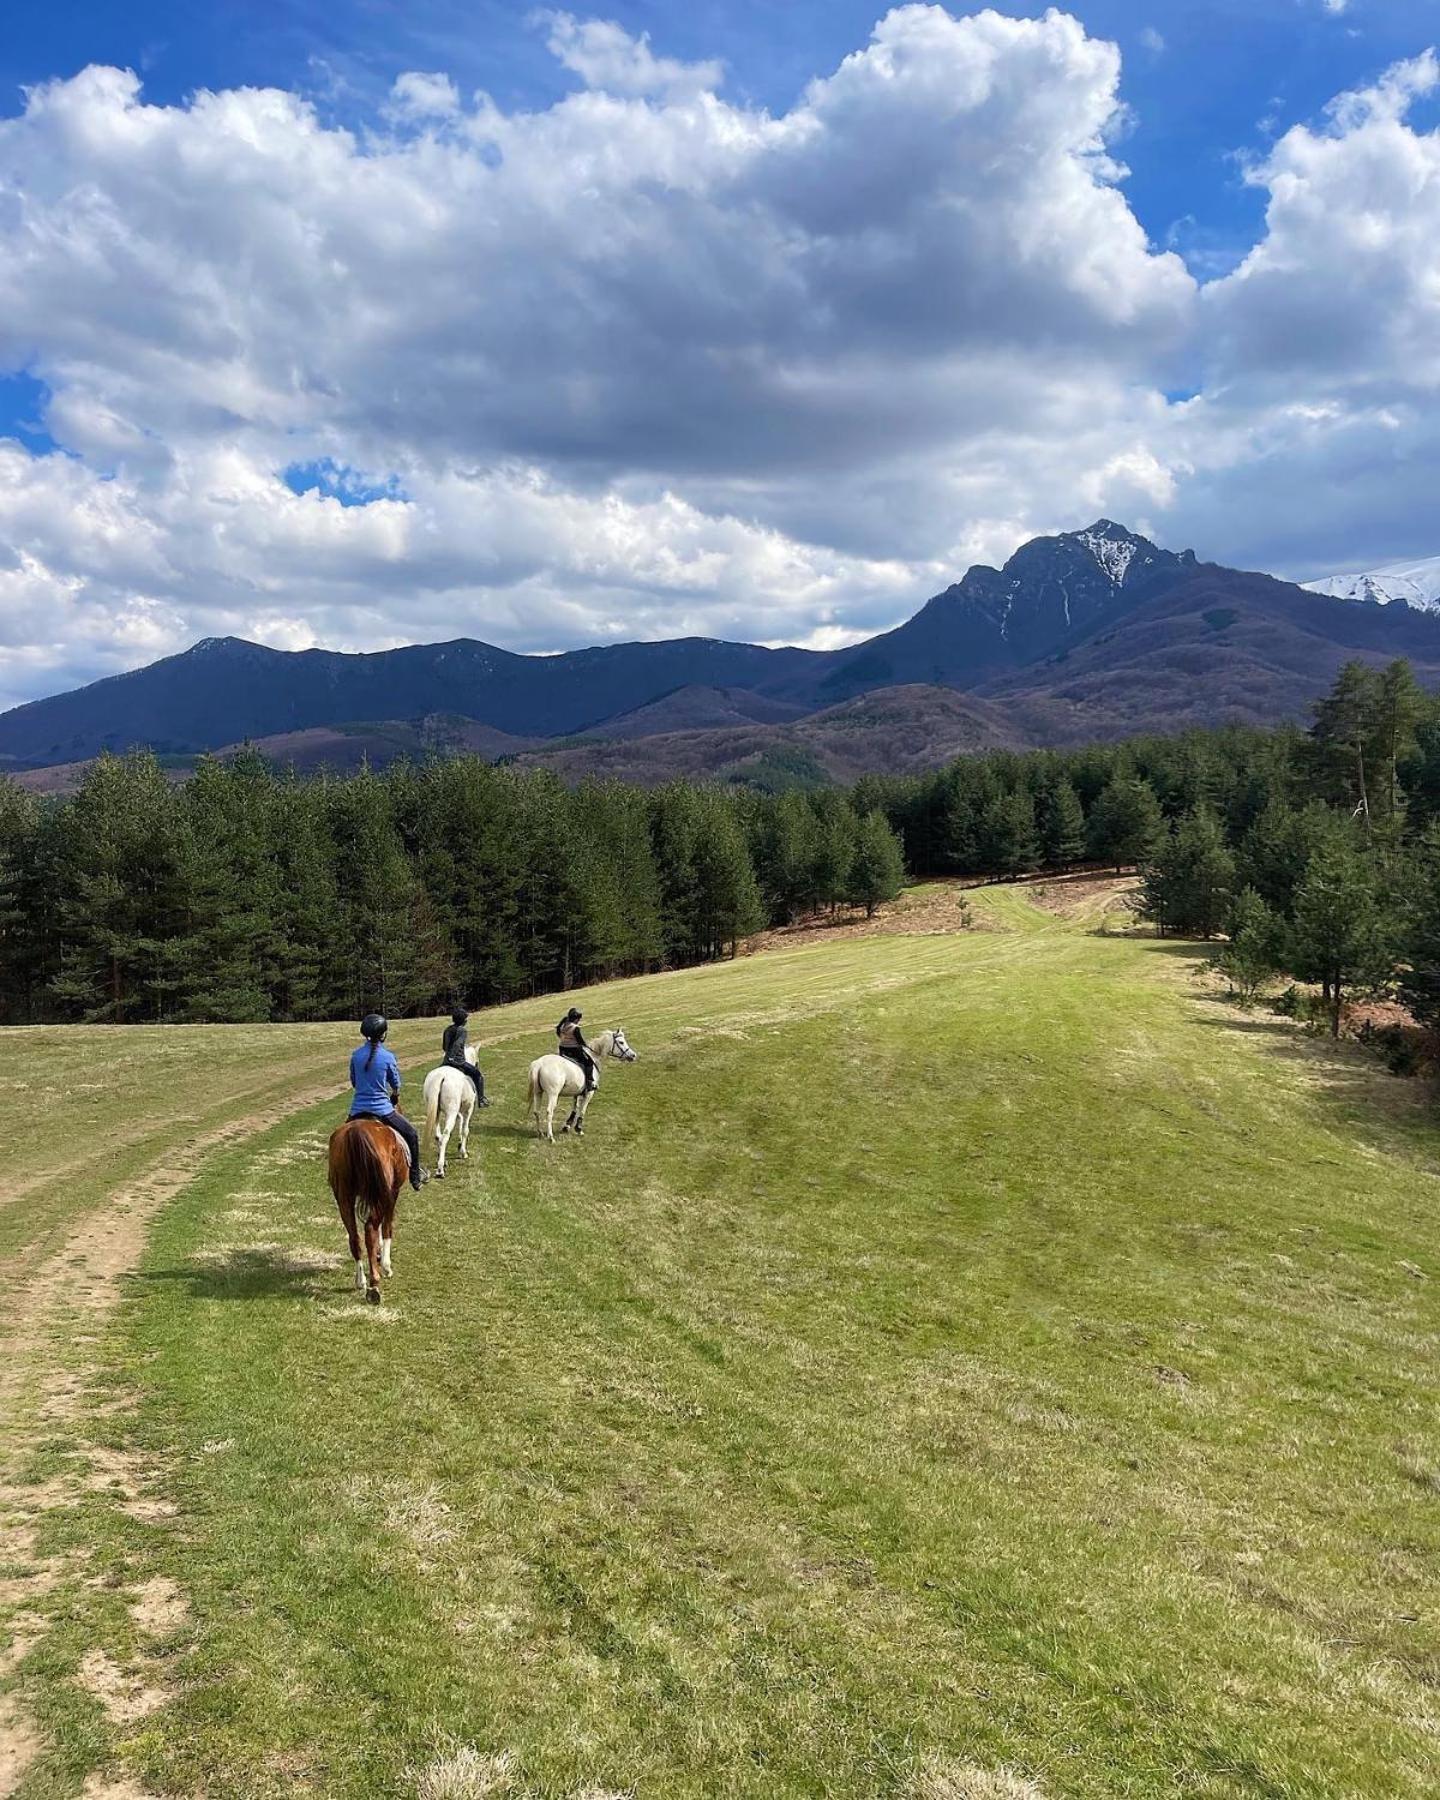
[351,1108,423,1188]
[558,1044,596,1090]
[444,1058,486,1102]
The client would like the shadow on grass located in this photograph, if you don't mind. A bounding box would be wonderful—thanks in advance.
[472,1121,539,1143]
[133,1248,350,1302]
[1138,939,1440,1161]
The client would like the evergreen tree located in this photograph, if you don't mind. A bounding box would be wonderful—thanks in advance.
[1376,660,1425,828]
[326,768,452,1016]
[1208,886,1281,1002]
[651,783,704,966]
[691,790,765,957]
[1162,807,1236,938]
[1039,778,1086,869]
[0,781,40,1023]
[941,760,1003,874]
[847,810,906,916]
[585,782,664,975]
[753,790,821,922]
[270,776,347,1020]
[181,751,280,1021]
[809,793,857,914]
[46,754,194,1022]
[1088,777,1163,871]
[1309,660,1385,829]
[1289,839,1392,1036]
[1395,822,1440,1033]
[981,788,1040,881]
[1135,813,1239,937]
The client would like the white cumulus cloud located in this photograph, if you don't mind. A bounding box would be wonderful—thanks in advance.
[0,10,1435,710]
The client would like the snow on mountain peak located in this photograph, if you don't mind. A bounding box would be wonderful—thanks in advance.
[1073,522,1142,587]
[1303,555,1440,614]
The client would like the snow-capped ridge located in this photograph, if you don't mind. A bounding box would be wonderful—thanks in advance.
[1303,555,1440,614]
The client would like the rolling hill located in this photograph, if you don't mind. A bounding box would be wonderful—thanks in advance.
[515,685,1025,787]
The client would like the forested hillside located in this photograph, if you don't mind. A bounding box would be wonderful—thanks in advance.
[3,659,1439,1032]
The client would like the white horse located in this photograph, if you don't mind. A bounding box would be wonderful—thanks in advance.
[423,1044,478,1178]
[527,1027,636,1141]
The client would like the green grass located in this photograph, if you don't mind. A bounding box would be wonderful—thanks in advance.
[6,892,1440,1797]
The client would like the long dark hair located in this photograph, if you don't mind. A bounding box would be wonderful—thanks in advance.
[365,1039,379,1069]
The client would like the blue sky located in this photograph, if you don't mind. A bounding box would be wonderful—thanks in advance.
[0,0,1438,706]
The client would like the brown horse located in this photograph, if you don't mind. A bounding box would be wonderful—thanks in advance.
[328,1118,408,1304]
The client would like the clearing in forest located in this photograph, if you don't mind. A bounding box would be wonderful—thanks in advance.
[1,884,1437,1798]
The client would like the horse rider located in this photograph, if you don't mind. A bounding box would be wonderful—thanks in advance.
[441,1005,491,1107]
[556,1006,597,1091]
[348,1013,427,1190]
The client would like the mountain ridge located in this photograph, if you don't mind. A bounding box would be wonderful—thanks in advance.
[6,520,1440,776]
[1303,554,1440,613]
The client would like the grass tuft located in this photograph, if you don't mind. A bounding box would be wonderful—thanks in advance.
[409,1743,516,1798]
[906,1762,1047,1800]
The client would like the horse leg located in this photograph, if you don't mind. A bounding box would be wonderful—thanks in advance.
[338,1195,365,1292]
[380,1193,395,1280]
[434,1104,452,1179]
[363,1212,383,1303]
[458,1099,471,1160]
[544,1086,559,1143]
[575,1090,590,1135]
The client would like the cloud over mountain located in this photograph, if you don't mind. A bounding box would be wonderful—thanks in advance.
[0,6,1436,709]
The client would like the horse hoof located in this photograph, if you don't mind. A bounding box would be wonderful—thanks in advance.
[366,1287,382,1306]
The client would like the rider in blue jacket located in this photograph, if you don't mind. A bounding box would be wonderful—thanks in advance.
[348,1013,426,1189]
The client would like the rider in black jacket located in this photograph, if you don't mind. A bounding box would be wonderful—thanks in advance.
[442,1006,490,1106]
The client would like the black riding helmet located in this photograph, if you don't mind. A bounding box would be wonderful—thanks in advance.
[361,1012,389,1041]
[451,1006,469,1025]
[566,1007,582,1022]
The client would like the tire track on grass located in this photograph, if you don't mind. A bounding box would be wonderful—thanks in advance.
[0,1068,353,1798]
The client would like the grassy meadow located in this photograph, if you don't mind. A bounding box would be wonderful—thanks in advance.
[3,883,1439,1798]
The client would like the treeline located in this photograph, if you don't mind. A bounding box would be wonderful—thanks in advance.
[4,657,1440,1032]
[858,658,1440,1038]
[0,755,905,1024]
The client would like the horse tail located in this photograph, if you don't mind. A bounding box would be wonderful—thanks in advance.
[332,1120,391,1227]
[527,1062,540,1118]
[425,1074,440,1147]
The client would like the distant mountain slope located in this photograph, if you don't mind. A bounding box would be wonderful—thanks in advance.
[575,685,809,740]
[982,567,1440,741]
[1304,555,1440,613]
[10,715,541,795]
[516,685,1025,787]
[8,519,1440,772]
[0,634,821,769]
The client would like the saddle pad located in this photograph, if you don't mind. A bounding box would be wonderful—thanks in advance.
[386,1127,411,1170]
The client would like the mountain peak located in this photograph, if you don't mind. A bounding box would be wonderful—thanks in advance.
[187,635,262,658]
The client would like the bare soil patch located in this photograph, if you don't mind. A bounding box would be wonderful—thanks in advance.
[742,880,993,954]
[1020,870,1140,920]
[75,1648,166,1726]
